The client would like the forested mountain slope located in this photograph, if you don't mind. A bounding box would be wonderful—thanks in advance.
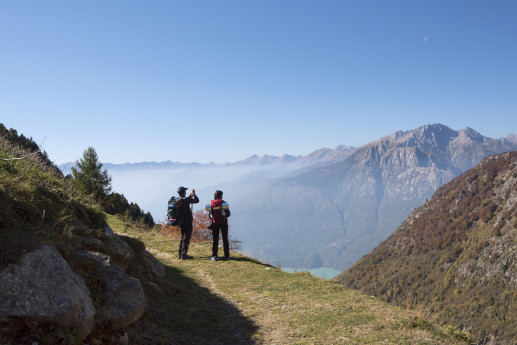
[337,151,517,344]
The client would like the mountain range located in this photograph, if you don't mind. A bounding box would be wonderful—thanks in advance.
[228,124,517,270]
[336,151,517,344]
[59,124,517,272]
[0,122,472,345]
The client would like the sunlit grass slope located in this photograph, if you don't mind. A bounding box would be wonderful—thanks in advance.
[0,130,106,271]
[108,215,471,345]
[0,124,469,344]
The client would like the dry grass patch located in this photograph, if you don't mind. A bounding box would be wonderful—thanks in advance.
[108,216,470,345]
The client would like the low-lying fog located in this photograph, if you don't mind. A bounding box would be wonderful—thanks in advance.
[107,163,303,223]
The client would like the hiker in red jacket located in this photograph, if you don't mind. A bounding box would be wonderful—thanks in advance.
[209,190,231,261]
[177,186,199,260]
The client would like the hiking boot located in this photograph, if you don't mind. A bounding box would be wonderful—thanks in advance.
[181,255,194,260]
[211,256,217,261]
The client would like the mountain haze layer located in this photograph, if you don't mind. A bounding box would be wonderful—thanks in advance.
[337,151,517,344]
[59,124,517,272]
[230,124,517,270]
[2,124,469,344]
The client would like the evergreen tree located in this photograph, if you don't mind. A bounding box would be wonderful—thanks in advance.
[104,192,129,214]
[71,147,112,202]
[144,211,155,227]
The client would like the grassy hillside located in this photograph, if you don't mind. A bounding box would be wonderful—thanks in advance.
[0,127,106,272]
[0,125,469,344]
[108,216,470,345]
[337,151,517,344]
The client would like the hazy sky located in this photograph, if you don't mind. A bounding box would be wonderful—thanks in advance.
[1,1,516,164]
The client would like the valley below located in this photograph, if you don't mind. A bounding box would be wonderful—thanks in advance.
[68,124,517,273]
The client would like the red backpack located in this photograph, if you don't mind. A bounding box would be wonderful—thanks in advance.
[210,199,227,223]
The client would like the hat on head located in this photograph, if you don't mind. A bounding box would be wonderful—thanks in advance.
[177,186,188,194]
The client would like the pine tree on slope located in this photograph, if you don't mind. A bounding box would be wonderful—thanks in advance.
[71,147,112,203]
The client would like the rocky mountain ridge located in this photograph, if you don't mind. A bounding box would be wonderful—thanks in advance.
[229,124,517,270]
[56,124,517,273]
[59,144,356,175]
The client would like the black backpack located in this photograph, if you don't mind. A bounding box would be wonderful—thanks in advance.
[167,196,182,225]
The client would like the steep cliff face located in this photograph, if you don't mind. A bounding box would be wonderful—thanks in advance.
[337,151,517,345]
[231,124,517,270]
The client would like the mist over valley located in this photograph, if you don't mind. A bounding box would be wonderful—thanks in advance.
[59,124,517,274]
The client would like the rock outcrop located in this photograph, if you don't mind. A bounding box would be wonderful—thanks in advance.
[103,226,135,271]
[0,246,95,338]
[0,226,163,338]
[72,250,146,329]
[139,250,166,279]
[0,125,162,341]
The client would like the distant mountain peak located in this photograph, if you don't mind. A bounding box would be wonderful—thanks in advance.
[459,127,485,143]
[421,123,451,131]
[335,144,354,151]
[415,123,457,137]
[384,123,458,150]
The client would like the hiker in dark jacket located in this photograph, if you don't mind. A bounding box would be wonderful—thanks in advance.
[177,186,199,260]
[209,190,231,261]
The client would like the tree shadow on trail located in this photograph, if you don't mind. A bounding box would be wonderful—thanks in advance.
[129,264,259,345]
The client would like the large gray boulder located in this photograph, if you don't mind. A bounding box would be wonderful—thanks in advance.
[141,250,166,279]
[103,226,135,270]
[72,250,146,329]
[70,234,108,253]
[0,246,95,339]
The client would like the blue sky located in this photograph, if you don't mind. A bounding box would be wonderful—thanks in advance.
[1,1,516,164]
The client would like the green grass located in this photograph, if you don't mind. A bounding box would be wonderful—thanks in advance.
[108,216,471,345]
[0,130,471,344]
[337,152,517,344]
[0,136,106,271]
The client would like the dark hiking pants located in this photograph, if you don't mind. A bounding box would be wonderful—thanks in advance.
[211,222,229,258]
[179,222,193,258]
